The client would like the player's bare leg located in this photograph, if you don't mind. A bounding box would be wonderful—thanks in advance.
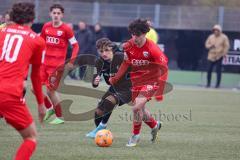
[47,89,64,124]
[15,122,38,160]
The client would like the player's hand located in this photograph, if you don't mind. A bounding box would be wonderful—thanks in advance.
[38,104,46,125]
[109,77,117,85]
[94,75,101,85]
[66,62,74,70]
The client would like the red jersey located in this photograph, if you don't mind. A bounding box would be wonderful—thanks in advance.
[0,24,45,98]
[40,22,78,67]
[123,39,168,85]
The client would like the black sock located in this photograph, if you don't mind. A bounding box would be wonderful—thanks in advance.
[95,98,116,126]
[94,112,103,127]
[101,112,112,125]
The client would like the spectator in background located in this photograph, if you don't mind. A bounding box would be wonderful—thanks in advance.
[0,14,3,24]
[75,20,94,80]
[65,23,78,79]
[94,23,106,41]
[0,11,11,28]
[146,19,159,44]
[205,24,230,88]
[92,23,107,56]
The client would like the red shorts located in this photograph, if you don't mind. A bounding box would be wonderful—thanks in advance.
[131,82,166,102]
[0,93,33,131]
[131,71,168,102]
[41,65,62,90]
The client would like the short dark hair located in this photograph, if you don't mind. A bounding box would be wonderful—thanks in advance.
[50,4,64,13]
[128,19,150,36]
[10,2,35,24]
[96,38,113,50]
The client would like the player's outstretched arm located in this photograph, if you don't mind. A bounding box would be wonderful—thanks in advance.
[31,64,46,123]
[30,37,46,123]
[67,26,79,65]
[69,42,79,64]
[109,61,130,85]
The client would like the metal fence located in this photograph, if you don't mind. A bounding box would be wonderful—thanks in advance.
[1,0,240,31]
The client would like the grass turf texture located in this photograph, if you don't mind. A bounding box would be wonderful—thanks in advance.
[0,81,239,160]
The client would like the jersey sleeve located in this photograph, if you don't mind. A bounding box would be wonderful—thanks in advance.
[66,25,79,64]
[66,26,77,45]
[151,44,168,65]
[30,37,45,65]
[150,44,168,86]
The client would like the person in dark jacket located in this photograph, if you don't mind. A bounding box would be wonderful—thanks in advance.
[92,23,107,56]
[94,23,106,41]
[75,20,94,80]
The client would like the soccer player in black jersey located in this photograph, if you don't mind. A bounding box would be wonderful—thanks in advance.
[86,38,132,138]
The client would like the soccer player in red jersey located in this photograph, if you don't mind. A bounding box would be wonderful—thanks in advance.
[40,4,79,124]
[110,19,168,147]
[0,2,46,159]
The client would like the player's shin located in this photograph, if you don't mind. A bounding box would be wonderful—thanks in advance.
[42,94,54,121]
[47,90,64,124]
[132,108,143,135]
[143,108,157,129]
[44,95,53,109]
[15,139,37,160]
[94,111,103,127]
[101,112,112,126]
[86,99,115,138]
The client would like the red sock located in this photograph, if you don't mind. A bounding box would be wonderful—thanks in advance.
[144,116,157,129]
[44,96,52,109]
[54,103,62,117]
[15,139,36,160]
[132,121,142,135]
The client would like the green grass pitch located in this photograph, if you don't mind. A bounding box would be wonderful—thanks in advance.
[0,81,240,160]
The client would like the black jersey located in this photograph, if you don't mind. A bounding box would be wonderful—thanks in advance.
[92,50,132,104]
[92,52,131,88]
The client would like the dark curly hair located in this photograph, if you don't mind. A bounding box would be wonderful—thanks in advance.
[50,4,64,13]
[10,2,35,24]
[128,19,150,36]
[96,38,114,50]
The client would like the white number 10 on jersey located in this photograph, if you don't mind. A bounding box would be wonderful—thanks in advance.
[0,34,23,63]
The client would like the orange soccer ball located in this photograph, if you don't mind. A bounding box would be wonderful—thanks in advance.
[95,129,113,147]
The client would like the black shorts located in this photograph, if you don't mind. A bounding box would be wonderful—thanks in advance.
[101,86,132,106]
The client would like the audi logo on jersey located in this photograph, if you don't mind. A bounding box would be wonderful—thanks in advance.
[46,36,60,44]
[131,59,150,66]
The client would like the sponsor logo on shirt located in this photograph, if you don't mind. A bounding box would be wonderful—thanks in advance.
[131,59,149,66]
[46,36,60,44]
[143,51,149,58]
[30,33,36,39]
[57,30,63,36]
